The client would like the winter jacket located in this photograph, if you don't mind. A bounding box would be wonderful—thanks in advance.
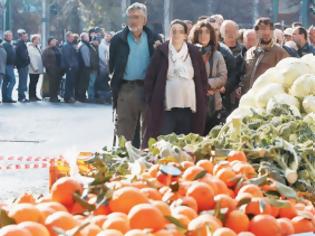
[42,46,63,77]
[206,51,228,113]
[143,42,208,146]
[109,26,162,108]
[2,40,15,65]
[90,44,99,71]
[241,43,289,95]
[78,41,91,68]
[27,43,44,74]
[15,39,30,68]
[61,42,79,70]
[0,45,7,75]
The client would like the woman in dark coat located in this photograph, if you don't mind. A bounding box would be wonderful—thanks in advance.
[143,20,208,147]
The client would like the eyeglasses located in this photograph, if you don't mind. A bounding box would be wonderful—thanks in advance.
[127,15,142,20]
[172,29,185,35]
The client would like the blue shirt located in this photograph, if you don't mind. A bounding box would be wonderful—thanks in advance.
[124,32,150,81]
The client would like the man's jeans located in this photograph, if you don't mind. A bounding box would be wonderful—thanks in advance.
[65,67,78,100]
[17,66,29,100]
[2,65,16,101]
[88,71,97,100]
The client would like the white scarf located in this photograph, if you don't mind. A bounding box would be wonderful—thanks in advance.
[168,41,193,80]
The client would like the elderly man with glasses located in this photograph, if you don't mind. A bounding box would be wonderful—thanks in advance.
[109,2,162,148]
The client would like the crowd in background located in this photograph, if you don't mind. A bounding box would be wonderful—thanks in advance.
[1,2,315,148]
[0,28,114,104]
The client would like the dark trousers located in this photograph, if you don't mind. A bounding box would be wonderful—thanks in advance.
[17,66,29,100]
[65,68,78,100]
[2,65,16,101]
[77,68,90,100]
[29,74,40,98]
[47,72,61,99]
[160,108,193,136]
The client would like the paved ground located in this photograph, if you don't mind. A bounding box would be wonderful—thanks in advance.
[0,101,114,201]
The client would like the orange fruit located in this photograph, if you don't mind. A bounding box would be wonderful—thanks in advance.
[148,164,160,178]
[270,205,280,218]
[70,201,86,215]
[277,218,295,236]
[233,163,256,179]
[202,176,230,196]
[172,213,190,228]
[151,200,171,216]
[278,201,298,219]
[235,192,252,203]
[9,203,42,223]
[171,196,198,212]
[15,193,36,204]
[214,194,237,213]
[103,217,130,234]
[213,161,231,175]
[91,215,108,228]
[227,151,247,162]
[0,225,32,236]
[180,161,194,170]
[107,212,128,221]
[215,168,237,187]
[237,184,263,198]
[196,160,214,174]
[186,182,215,212]
[157,171,172,186]
[96,229,123,236]
[109,187,149,214]
[245,198,272,216]
[18,222,50,236]
[45,211,79,236]
[128,204,166,232]
[182,166,205,181]
[249,214,281,236]
[225,210,249,233]
[291,216,314,234]
[74,223,101,236]
[141,188,162,201]
[125,229,149,236]
[213,227,237,236]
[237,232,255,236]
[51,177,83,207]
[188,214,222,236]
[36,205,56,224]
[171,205,198,221]
[36,201,68,212]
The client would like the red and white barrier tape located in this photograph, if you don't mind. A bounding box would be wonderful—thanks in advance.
[0,155,65,171]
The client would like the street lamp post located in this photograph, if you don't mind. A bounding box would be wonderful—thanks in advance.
[42,0,47,47]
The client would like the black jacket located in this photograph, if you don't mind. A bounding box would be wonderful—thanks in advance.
[90,44,99,71]
[61,42,79,70]
[2,40,16,66]
[15,40,30,68]
[109,26,161,108]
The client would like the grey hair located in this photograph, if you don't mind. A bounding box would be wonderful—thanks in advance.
[80,32,89,40]
[31,34,41,42]
[243,29,256,39]
[4,31,12,37]
[126,2,147,17]
[220,20,239,38]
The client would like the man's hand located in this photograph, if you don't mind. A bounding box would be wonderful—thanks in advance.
[235,87,242,99]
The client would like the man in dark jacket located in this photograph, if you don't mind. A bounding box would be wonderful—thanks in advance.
[61,31,79,103]
[77,32,91,102]
[42,37,63,103]
[0,39,7,103]
[1,31,16,103]
[293,26,315,57]
[15,29,30,102]
[109,2,161,148]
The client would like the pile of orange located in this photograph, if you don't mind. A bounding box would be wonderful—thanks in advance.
[1,151,315,236]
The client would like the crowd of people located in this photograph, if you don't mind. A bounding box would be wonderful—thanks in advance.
[1,2,315,148]
[0,28,113,104]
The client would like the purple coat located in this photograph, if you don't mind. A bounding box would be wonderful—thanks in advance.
[143,42,208,147]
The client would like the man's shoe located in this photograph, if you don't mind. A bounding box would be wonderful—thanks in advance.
[2,99,17,103]
[18,98,29,103]
[64,97,76,103]
[49,98,61,103]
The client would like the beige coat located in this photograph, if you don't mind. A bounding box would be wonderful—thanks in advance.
[206,51,228,112]
[28,43,44,74]
[241,43,289,95]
